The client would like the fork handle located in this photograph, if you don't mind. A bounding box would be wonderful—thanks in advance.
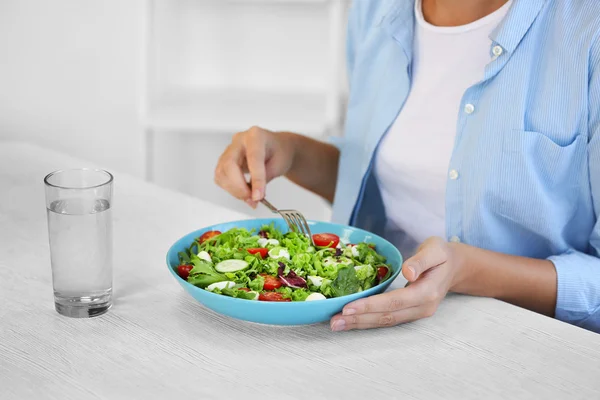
[259,198,278,214]
[246,181,279,213]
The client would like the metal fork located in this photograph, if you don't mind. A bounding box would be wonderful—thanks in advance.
[257,196,315,246]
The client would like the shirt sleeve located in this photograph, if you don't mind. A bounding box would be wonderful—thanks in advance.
[332,0,363,151]
[345,1,361,83]
[547,35,600,333]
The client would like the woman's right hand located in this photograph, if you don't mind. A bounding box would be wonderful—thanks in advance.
[214,126,296,208]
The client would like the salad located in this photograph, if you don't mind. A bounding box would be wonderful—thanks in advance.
[175,224,393,302]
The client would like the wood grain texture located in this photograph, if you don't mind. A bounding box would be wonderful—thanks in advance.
[1,141,600,400]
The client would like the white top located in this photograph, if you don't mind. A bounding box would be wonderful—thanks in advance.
[374,0,512,256]
[2,141,600,400]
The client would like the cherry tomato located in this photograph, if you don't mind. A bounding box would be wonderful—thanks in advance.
[312,233,340,248]
[258,292,291,302]
[376,266,389,281]
[238,288,251,292]
[247,248,269,258]
[177,264,193,280]
[198,230,221,244]
[259,273,282,290]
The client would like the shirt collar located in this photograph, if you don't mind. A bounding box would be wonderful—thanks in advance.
[490,0,547,53]
[380,0,547,55]
[380,0,416,60]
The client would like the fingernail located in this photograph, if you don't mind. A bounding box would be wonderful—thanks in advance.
[331,320,346,332]
[252,189,262,201]
[342,308,356,316]
[245,199,257,209]
[406,265,415,277]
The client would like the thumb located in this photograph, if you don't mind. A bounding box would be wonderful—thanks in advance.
[402,237,447,282]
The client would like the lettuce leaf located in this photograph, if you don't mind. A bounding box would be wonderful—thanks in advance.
[186,259,227,288]
[331,266,360,297]
[355,265,376,282]
[280,232,310,256]
[249,275,265,291]
[320,279,335,297]
[276,286,293,299]
[220,288,258,300]
[258,223,284,241]
[292,252,318,276]
[291,288,311,301]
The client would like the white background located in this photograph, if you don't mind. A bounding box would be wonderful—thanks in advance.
[0,0,350,220]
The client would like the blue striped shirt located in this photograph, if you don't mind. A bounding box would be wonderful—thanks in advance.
[330,0,600,333]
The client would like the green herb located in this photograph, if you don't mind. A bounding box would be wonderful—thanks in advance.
[331,266,360,297]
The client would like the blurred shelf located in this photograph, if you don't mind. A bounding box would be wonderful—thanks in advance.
[141,0,349,180]
[145,88,332,137]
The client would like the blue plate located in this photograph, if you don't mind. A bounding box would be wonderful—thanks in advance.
[166,218,403,325]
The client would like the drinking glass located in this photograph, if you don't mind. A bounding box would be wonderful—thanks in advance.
[44,169,113,317]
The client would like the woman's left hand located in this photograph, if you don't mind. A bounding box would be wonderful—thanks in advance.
[330,236,467,331]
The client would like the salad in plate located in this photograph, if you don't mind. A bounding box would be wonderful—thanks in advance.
[175,224,393,302]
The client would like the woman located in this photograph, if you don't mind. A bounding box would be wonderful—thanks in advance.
[214,0,600,333]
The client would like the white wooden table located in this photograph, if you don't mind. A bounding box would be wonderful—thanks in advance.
[1,141,600,400]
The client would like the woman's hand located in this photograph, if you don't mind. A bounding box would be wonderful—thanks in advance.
[214,126,340,206]
[330,237,468,331]
[214,126,297,208]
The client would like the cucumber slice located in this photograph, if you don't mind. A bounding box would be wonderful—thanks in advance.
[206,281,236,292]
[215,259,249,273]
[246,290,259,301]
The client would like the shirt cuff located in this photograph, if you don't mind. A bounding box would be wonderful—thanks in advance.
[548,249,600,332]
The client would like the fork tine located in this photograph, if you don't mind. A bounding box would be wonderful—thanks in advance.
[290,213,305,236]
[285,212,298,231]
[288,212,311,242]
[291,213,307,237]
[280,210,300,232]
[255,194,309,238]
[297,214,312,239]
[290,213,303,235]
[300,216,315,246]
[279,212,291,231]
[279,212,295,233]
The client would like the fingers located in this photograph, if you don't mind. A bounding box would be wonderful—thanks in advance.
[403,236,448,281]
[244,129,267,201]
[214,126,268,204]
[330,236,454,332]
[342,284,436,316]
[215,152,252,201]
[333,283,441,331]
[330,304,434,331]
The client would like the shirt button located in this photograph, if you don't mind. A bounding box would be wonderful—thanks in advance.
[449,169,459,180]
[449,236,461,243]
[492,45,503,57]
[464,104,475,114]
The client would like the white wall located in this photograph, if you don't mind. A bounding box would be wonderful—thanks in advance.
[0,0,345,221]
[0,0,145,177]
[152,0,334,91]
[145,0,343,221]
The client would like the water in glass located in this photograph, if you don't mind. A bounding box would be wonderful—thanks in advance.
[47,197,113,317]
